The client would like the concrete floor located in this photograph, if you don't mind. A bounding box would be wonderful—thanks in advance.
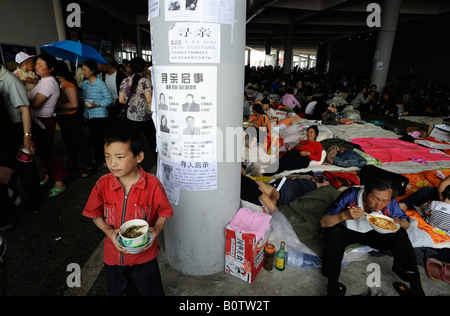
[157,238,450,296]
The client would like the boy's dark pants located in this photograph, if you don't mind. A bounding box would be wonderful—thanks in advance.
[104,258,164,296]
[322,223,420,288]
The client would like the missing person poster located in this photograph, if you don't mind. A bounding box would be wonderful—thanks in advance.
[154,66,217,195]
[168,23,221,63]
[165,0,235,25]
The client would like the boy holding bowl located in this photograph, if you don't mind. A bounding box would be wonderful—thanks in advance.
[83,126,173,296]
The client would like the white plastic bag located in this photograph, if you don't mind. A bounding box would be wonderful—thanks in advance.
[268,210,321,269]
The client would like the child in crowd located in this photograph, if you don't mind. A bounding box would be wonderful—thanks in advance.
[83,126,173,296]
[261,98,277,121]
[13,52,38,93]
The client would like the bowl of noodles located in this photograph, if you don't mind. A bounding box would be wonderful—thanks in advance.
[119,219,149,248]
[366,213,400,234]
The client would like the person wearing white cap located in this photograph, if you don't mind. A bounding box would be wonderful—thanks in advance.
[13,52,38,93]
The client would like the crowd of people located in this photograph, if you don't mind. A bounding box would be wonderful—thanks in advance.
[244,65,450,121]
[0,52,156,229]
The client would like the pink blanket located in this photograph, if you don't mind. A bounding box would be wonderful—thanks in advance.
[229,208,271,241]
[351,138,450,163]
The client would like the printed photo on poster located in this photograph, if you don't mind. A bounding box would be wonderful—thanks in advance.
[157,159,180,204]
[164,0,235,25]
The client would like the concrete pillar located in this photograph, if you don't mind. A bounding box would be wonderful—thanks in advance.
[52,0,67,41]
[151,1,246,275]
[136,24,142,57]
[326,42,333,73]
[282,23,293,75]
[370,0,402,92]
[265,37,272,55]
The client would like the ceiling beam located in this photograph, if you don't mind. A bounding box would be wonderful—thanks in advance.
[246,0,281,23]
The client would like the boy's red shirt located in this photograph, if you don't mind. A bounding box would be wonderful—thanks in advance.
[83,165,173,266]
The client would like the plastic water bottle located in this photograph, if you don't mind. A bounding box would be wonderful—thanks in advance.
[286,249,304,268]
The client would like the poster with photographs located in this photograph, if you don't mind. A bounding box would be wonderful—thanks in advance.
[165,0,235,25]
[168,23,220,63]
[154,66,217,193]
[156,159,180,205]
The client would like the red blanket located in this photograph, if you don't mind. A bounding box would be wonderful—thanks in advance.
[351,138,450,163]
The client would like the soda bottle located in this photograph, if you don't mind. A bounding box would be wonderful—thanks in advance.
[275,241,286,271]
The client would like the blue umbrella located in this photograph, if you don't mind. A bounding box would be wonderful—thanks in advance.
[39,40,108,68]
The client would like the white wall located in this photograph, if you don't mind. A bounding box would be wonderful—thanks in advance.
[0,0,60,47]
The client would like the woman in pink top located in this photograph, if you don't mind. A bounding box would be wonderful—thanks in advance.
[280,88,301,112]
[28,54,67,197]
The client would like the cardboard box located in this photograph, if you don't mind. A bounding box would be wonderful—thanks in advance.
[428,124,450,143]
[225,225,268,284]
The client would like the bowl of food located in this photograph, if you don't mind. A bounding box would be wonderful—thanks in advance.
[366,213,400,234]
[84,99,95,108]
[119,219,149,248]
[116,232,152,254]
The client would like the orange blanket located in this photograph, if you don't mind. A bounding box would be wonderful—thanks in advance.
[276,116,302,127]
[397,169,450,245]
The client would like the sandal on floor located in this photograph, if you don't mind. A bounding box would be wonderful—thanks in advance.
[81,167,95,178]
[47,187,66,197]
[393,282,411,296]
[426,258,444,281]
[443,264,450,284]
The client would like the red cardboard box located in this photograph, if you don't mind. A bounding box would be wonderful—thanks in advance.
[225,225,268,284]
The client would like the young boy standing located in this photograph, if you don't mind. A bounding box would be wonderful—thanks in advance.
[83,127,173,296]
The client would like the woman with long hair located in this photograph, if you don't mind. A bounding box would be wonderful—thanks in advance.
[118,57,156,155]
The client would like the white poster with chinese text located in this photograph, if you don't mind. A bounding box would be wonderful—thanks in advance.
[148,0,160,21]
[169,23,220,63]
[165,0,235,25]
[154,66,217,192]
